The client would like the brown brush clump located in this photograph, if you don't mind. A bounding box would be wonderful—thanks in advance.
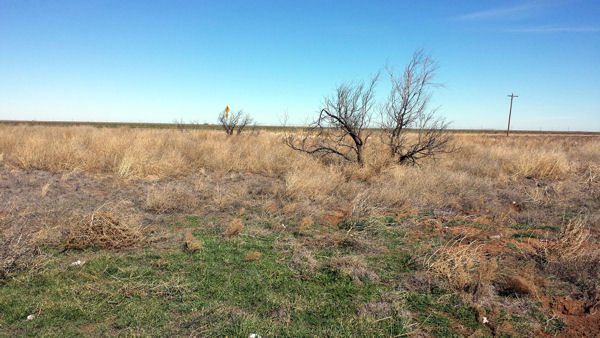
[64,212,142,250]
[243,251,262,261]
[426,239,483,291]
[224,219,244,238]
[184,231,203,253]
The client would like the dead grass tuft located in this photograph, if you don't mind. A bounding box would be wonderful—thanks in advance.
[0,215,36,279]
[298,216,313,229]
[544,219,590,262]
[224,219,244,238]
[184,231,203,253]
[64,212,142,250]
[329,255,380,284]
[288,251,319,276]
[506,149,571,180]
[497,274,539,297]
[144,183,198,213]
[322,210,347,226]
[243,251,262,261]
[358,301,393,317]
[539,219,600,291]
[426,239,484,291]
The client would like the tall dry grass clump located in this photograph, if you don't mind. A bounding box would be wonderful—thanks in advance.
[426,239,484,292]
[538,219,600,288]
[144,183,198,213]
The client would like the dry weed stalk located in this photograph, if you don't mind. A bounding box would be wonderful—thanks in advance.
[41,183,50,196]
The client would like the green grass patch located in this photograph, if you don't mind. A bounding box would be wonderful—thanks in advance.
[511,223,560,232]
[512,231,545,239]
[0,224,417,336]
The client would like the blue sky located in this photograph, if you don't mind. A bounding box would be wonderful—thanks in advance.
[1,0,599,131]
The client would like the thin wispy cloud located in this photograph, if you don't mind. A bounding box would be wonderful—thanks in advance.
[506,25,600,33]
[457,3,539,21]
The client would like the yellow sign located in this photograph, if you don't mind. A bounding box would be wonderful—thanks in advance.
[225,106,230,118]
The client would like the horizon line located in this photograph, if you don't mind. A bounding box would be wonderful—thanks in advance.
[0,120,598,134]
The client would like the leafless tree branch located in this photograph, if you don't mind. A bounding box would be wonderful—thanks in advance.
[285,74,379,164]
[381,50,451,165]
[218,110,254,135]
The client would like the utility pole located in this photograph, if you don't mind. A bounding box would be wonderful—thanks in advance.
[506,93,518,136]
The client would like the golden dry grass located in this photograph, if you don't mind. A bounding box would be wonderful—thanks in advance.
[144,183,198,213]
[1,125,598,222]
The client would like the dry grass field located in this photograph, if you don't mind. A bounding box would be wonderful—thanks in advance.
[1,125,599,336]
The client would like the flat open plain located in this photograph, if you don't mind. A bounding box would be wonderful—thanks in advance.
[1,124,599,336]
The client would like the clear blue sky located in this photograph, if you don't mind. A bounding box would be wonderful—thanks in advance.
[1,0,599,130]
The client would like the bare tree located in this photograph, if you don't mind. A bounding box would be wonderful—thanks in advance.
[381,50,451,165]
[172,118,187,132]
[218,110,253,135]
[285,74,379,165]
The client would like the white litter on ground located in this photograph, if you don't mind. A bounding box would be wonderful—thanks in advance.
[26,314,35,321]
[70,260,85,266]
[482,316,489,324]
[248,334,262,338]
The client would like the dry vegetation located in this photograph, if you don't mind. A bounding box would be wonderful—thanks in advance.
[0,125,599,335]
